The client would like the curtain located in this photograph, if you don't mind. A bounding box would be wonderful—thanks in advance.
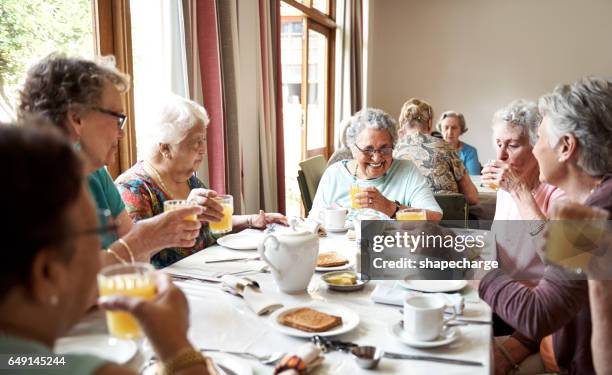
[334,0,363,148]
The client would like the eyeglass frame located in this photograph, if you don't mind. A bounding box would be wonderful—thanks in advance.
[91,107,127,131]
[354,143,394,157]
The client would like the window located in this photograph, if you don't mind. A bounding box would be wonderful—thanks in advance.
[0,0,94,122]
[281,0,336,216]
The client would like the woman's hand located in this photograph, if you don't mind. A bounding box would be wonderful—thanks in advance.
[187,188,224,223]
[481,160,526,193]
[355,187,395,217]
[98,273,192,361]
[250,210,288,229]
[128,206,203,256]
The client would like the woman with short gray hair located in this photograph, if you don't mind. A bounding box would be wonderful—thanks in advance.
[116,94,287,268]
[310,107,442,220]
[437,111,481,175]
[479,77,612,375]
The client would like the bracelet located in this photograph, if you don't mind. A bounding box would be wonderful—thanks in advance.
[159,347,216,375]
[118,238,136,263]
[106,248,128,265]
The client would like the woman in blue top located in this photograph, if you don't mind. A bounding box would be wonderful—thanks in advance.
[437,111,482,175]
[18,53,202,267]
[310,108,442,220]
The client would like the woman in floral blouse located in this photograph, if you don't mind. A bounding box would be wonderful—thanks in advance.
[394,98,479,204]
[116,94,286,268]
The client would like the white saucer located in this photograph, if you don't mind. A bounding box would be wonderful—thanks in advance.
[390,322,461,348]
[316,261,354,272]
[397,280,468,293]
[217,233,264,250]
[325,225,349,233]
[54,334,137,364]
[270,302,360,338]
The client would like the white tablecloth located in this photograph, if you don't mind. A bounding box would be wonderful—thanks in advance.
[66,231,493,374]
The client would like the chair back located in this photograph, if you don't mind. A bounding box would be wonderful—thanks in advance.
[297,155,327,215]
[433,192,468,227]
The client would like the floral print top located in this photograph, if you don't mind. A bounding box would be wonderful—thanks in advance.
[115,161,217,268]
[394,133,466,194]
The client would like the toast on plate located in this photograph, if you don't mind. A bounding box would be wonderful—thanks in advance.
[317,251,349,267]
[278,307,343,332]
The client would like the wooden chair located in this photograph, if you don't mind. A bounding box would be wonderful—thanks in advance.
[297,155,327,215]
[433,192,468,227]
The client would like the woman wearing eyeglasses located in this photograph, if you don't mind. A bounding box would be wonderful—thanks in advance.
[115,94,287,268]
[309,108,442,220]
[394,98,479,205]
[18,53,202,267]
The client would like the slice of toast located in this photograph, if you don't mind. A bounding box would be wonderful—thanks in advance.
[317,251,349,267]
[278,307,343,332]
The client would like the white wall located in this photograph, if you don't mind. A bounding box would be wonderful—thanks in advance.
[366,0,612,162]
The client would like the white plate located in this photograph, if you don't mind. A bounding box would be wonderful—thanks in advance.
[397,280,468,293]
[54,334,137,364]
[316,260,354,272]
[269,303,360,338]
[206,352,252,375]
[217,233,264,250]
[390,322,461,348]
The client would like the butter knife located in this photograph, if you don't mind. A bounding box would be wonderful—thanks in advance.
[383,351,483,366]
[169,273,223,283]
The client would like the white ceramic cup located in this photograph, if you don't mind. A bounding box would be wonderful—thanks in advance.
[323,208,347,230]
[403,295,454,341]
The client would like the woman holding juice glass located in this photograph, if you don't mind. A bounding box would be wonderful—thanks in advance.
[309,108,442,220]
[116,94,287,268]
[478,78,612,375]
[19,54,204,269]
[0,126,216,375]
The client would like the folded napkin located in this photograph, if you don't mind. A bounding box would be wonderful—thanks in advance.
[274,217,327,237]
[220,275,283,315]
[274,343,324,374]
[370,282,465,315]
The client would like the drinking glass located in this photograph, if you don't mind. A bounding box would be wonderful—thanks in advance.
[97,263,156,339]
[164,199,198,221]
[396,207,426,221]
[484,160,500,191]
[349,185,361,209]
[209,194,234,234]
[545,201,609,272]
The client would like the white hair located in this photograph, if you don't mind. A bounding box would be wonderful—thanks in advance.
[140,94,210,158]
[345,108,398,148]
[492,99,541,145]
[538,77,612,177]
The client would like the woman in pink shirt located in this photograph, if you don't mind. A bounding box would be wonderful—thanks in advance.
[482,99,565,279]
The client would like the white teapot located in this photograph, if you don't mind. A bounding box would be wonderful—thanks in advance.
[257,228,319,293]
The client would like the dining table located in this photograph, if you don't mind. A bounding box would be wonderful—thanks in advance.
[64,228,494,375]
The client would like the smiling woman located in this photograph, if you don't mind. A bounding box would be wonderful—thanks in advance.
[309,108,442,220]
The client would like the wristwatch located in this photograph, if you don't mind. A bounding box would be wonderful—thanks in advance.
[391,200,401,218]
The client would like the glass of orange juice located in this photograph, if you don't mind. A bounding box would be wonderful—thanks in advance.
[98,263,156,339]
[164,199,198,221]
[396,207,427,221]
[209,194,233,234]
[349,185,361,209]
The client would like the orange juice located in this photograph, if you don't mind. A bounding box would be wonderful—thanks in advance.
[164,200,198,221]
[350,185,361,209]
[396,208,427,221]
[98,264,156,339]
[486,182,500,191]
[209,205,233,233]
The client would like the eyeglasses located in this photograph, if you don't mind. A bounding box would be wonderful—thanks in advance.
[91,107,127,130]
[354,144,393,157]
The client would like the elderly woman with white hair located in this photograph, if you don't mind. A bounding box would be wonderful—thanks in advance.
[309,107,442,220]
[437,111,482,175]
[479,78,612,375]
[116,94,286,268]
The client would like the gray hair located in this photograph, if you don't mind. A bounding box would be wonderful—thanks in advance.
[141,94,210,157]
[492,99,541,145]
[538,77,612,177]
[345,108,398,148]
[437,111,467,134]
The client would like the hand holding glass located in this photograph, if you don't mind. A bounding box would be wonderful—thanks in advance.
[208,194,233,234]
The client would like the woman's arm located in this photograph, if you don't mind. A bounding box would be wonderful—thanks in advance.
[589,280,612,375]
[457,170,479,205]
